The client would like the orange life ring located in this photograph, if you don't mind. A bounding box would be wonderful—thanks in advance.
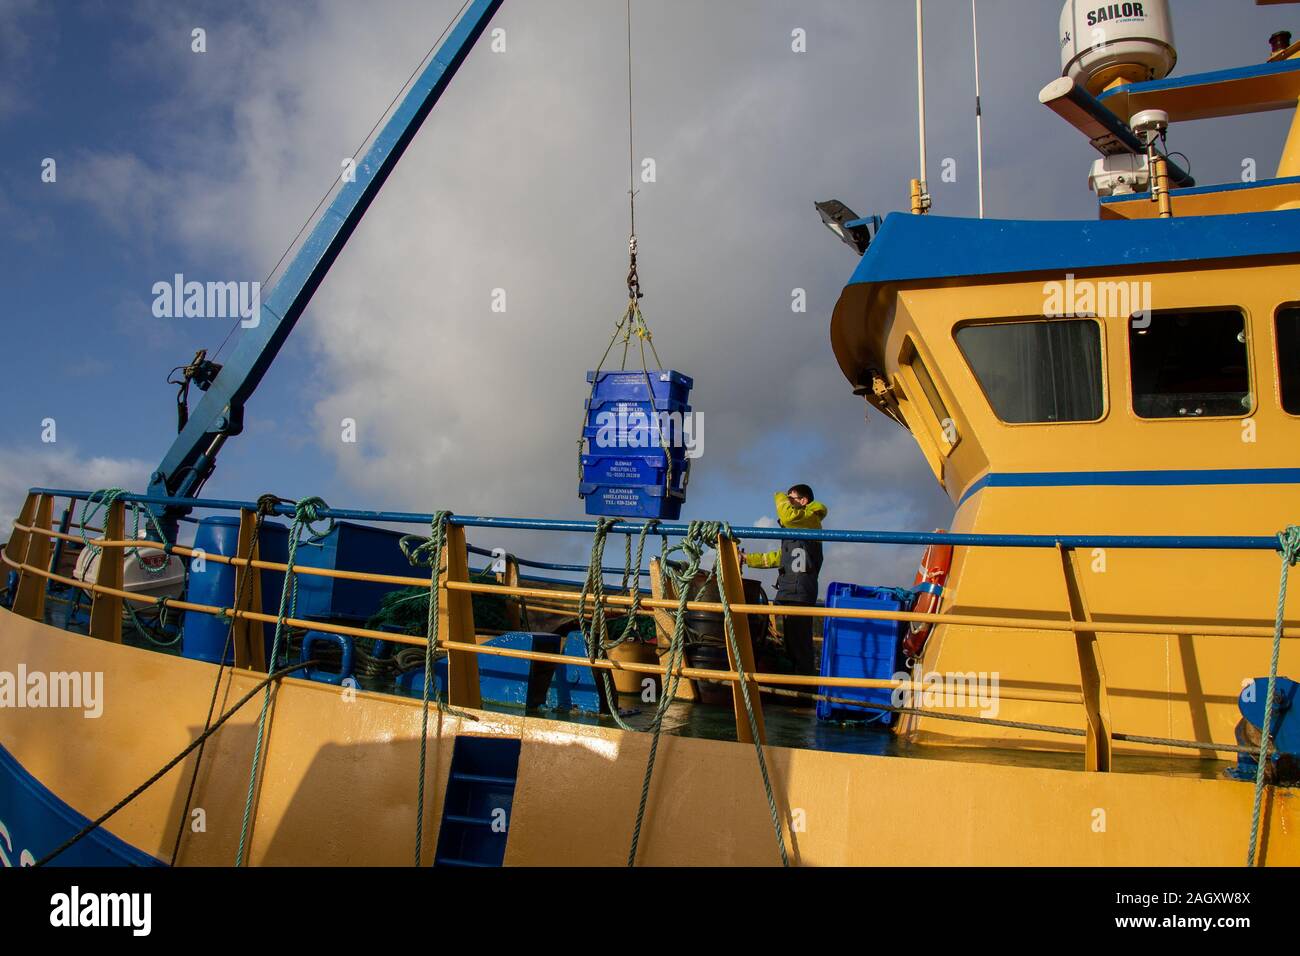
[903,531,952,662]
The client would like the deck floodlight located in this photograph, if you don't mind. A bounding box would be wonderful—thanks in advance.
[815,200,876,256]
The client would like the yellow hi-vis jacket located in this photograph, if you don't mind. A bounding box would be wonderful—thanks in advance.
[744,492,828,570]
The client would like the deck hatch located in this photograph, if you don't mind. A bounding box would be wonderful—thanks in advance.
[434,735,521,867]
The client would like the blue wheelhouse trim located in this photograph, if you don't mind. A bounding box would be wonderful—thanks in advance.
[957,468,1300,508]
[845,210,1300,286]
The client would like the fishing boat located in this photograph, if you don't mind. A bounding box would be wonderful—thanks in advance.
[1,0,1298,869]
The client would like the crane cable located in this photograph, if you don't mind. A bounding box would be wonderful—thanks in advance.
[576,0,675,491]
[625,0,641,302]
[209,0,474,365]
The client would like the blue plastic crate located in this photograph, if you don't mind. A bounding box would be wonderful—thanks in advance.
[586,369,693,407]
[817,583,913,724]
[582,417,693,457]
[586,393,691,415]
[580,453,689,489]
[579,482,684,519]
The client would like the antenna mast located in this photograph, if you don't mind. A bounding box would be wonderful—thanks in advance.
[972,0,985,218]
[913,0,931,214]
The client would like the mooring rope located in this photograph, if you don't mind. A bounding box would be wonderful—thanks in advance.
[626,520,787,867]
[577,518,659,732]
[172,494,283,866]
[404,509,451,867]
[34,659,319,867]
[234,496,335,866]
[712,522,788,866]
[1246,525,1299,866]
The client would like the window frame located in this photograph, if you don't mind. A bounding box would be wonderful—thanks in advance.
[897,336,961,457]
[1274,302,1300,418]
[952,315,1109,427]
[1125,305,1254,422]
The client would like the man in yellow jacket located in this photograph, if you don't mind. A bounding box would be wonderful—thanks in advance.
[744,485,828,676]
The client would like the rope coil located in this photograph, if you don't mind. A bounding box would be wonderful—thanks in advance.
[578,518,659,732]
[78,488,173,575]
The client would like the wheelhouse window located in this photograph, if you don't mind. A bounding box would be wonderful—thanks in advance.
[955,319,1104,424]
[1277,306,1300,415]
[900,338,959,449]
[1129,309,1250,419]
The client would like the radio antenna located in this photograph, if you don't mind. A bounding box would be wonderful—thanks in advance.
[912,0,931,214]
[972,0,985,218]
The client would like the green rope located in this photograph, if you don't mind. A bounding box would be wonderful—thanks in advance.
[1246,525,1300,866]
[407,510,451,867]
[626,520,787,867]
[125,600,181,648]
[577,518,659,732]
[235,496,334,866]
[78,488,173,575]
[712,522,788,867]
[627,521,706,865]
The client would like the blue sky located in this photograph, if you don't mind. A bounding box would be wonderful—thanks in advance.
[1,0,1293,583]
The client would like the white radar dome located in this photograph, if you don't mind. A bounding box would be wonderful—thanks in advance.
[1060,0,1177,96]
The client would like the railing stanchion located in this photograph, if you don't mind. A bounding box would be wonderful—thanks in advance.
[88,499,124,643]
[1059,545,1113,772]
[441,524,481,708]
[717,535,766,745]
[5,493,40,602]
[48,501,74,583]
[231,508,266,670]
[12,494,52,621]
[499,554,522,634]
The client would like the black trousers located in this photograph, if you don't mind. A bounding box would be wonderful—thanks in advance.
[777,599,817,676]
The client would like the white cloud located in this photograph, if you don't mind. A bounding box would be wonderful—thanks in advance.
[40,0,964,592]
[0,445,152,543]
[55,151,178,239]
[0,0,47,120]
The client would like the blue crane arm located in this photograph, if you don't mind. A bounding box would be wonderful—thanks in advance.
[147,0,504,520]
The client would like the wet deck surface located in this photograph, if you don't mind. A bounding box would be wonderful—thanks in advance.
[515,693,1233,781]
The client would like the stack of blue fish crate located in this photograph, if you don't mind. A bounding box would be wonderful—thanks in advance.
[579,369,692,519]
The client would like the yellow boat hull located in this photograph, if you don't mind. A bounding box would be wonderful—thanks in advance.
[1,607,1293,866]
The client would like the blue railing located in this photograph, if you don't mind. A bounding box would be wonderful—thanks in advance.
[27,487,1287,552]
